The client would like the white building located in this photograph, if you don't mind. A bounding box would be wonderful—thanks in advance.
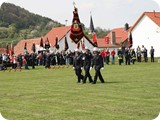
[131,11,160,57]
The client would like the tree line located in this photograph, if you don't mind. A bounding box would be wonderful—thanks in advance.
[0,2,110,48]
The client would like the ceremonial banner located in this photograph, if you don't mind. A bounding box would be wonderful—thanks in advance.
[77,42,80,49]
[24,42,28,53]
[24,42,27,50]
[6,45,9,54]
[81,38,85,50]
[105,37,109,44]
[45,37,50,50]
[93,33,98,46]
[128,32,133,48]
[31,43,36,53]
[55,36,59,49]
[40,38,44,47]
[70,7,84,44]
[64,36,69,51]
[10,42,14,56]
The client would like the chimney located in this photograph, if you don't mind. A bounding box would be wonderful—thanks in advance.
[153,10,156,17]
[110,31,116,45]
[124,23,129,31]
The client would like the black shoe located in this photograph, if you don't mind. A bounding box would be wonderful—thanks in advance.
[101,81,105,83]
[77,81,81,83]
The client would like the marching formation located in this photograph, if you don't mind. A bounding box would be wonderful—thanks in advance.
[73,47,104,84]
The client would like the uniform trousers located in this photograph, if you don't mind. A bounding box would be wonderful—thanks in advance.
[93,68,104,84]
[75,68,84,83]
[83,67,93,83]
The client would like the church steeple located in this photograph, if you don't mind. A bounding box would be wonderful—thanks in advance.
[90,12,95,34]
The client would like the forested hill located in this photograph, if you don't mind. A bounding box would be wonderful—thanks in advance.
[0,2,63,47]
[0,2,110,48]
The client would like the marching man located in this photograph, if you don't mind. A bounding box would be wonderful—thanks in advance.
[73,48,84,83]
[82,46,93,83]
[91,47,105,84]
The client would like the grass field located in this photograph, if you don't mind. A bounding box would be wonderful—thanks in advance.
[0,62,160,120]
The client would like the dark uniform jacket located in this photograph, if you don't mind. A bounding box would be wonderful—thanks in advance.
[83,53,92,70]
[117,50,123,59]
[73,53,83,70]
[92,54,104,70]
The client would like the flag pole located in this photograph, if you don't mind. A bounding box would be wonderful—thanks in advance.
[65,19,70,68]
[65,19,68,39]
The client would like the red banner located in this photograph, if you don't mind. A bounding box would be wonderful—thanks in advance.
[70,7,84,44]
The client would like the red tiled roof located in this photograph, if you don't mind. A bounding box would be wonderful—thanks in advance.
[95,27,131,48]
[43,26,71,47]
[14,38,40,55]
[130,12,160,31]
[95,27,132,48]
[14,26,95,55]
[106,27,130,43]
[96,38,106,47]
[14,26,71,55]
[90,37,119,48]
[0,48,6,54]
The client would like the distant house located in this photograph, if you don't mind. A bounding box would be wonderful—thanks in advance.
[14,26,96,55]
[104,11,160,57]
[130,11,160,57]
[14,38,41,55]
[98,24,131,52]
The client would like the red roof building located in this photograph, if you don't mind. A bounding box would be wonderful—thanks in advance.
[14,26,95,55]
[96,26,131,49]
[14,38,41,55]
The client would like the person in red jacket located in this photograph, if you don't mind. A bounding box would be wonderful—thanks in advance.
[100,49,105,62]
[104,48,110,65]
[111,49,116,64]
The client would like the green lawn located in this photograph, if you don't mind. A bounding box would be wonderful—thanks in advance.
[0,62,160,120]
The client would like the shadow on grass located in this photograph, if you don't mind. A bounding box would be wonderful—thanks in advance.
[105,81,127,84]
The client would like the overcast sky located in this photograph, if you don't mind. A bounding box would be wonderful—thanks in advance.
[0,0,160,29]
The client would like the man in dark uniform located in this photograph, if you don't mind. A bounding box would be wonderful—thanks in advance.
[82,47,93,84]
[131,48,136,64]
[73,49,84,83]
[91,47,105,84]
[30,51,36,69]
[45,50,51,69]
[124,48,131,65]
[117,47,123,65]
[150,46,154,62]
[144,47,148,62]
